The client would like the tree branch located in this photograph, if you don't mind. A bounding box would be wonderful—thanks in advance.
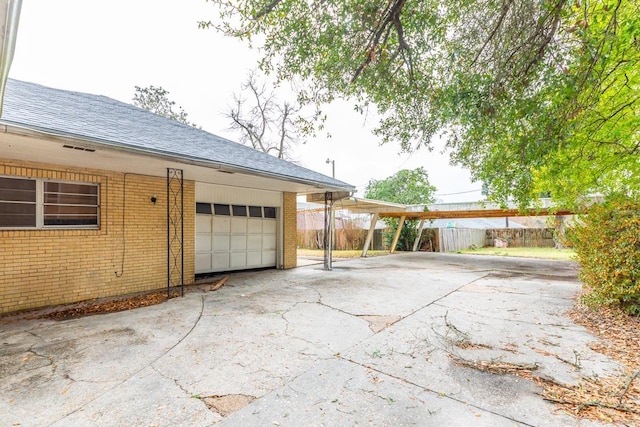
[254,0,283,19]
[471,0,514,67]
[520,0,565,81]
[352,0,408,83]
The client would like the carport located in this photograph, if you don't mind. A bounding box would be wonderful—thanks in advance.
[306,196,575,258]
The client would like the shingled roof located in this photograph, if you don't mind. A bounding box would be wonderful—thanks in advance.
[1,79,354,191]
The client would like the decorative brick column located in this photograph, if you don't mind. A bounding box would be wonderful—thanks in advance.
[282,192,297,269]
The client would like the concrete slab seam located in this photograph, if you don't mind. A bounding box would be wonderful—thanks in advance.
[49,294,206,425]
[340,356,538,427]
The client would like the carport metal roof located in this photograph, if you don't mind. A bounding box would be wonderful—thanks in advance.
[304,196,409,214]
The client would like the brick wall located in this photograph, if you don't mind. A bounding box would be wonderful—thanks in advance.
[282,191,297,269]
[0,160,195,314]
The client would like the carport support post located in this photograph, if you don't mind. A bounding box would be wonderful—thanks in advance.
[412,219,426,252]
[361,212,379,257]
[390,215,406,254]
[324,191,333,270]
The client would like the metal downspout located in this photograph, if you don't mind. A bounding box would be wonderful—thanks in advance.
[0,0,23,117]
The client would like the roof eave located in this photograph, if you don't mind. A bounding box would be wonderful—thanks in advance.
[0,121,355,193]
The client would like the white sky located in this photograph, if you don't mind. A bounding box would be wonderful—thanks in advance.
[9,0,482,202]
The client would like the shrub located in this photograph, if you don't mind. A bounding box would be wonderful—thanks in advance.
[569,195,640,316]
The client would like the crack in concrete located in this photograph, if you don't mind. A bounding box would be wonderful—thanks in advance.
[279,302,318,348]
[150,364,192,397]
[318,273,543,425]
[341,356,538,427]
[309,284,405,333]
[26,330,44,340]
[60,372,118,384]
[50,294,206,425]
[315,300,364,320]
[431,302,579,328]
[392,273,491,325]
[24,349,54,368]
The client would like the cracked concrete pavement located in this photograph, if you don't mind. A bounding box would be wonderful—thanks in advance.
[0,253,619,426]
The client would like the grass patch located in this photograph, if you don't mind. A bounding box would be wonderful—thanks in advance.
[297,249,389,258]
[458,246,575,261]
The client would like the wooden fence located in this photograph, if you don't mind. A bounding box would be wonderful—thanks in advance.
[298,227,557,252]
[484,228,556,248]
[297,229,388,251]
[433,228,556,252]
[438,228,486,252]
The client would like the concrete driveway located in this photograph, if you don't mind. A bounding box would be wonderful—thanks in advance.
[1,253,618,426]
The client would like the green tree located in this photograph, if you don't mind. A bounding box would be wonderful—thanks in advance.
[202,0,640,209]
[365,168,436,251]
[133,85,198,128]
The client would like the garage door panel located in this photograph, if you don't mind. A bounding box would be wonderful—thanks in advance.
[213,253,230,270]
[230,252,246,268]
[247,251,262,266]
[196,254,212,272]
[231,235,247,250]
[196,215,212,232]
[263,235,276,250]
[263,251,276,265]
[248,219,262,233]
[213,217,231,233]
[247,235,262,250]
[231,218,247,233]
[263,220,276,233]
[213,235,230,251]
[196,234,212,252]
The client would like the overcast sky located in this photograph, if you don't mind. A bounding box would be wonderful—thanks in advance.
[9,0,482,202]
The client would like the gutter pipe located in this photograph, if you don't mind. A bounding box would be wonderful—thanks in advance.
[0,0,22,117]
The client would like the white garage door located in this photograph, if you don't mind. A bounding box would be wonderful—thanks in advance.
[196,203,278,274]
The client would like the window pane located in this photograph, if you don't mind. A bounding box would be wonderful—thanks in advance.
[45,205,99,215]
[264,207,277,218]
[0,188,37,202]
[44,217,98,226]
[248,206,262,218]
[0,178,36,227]
[45,182,98,195]
[196,202,212,214]
[0,177,36,202]
[214,203,230,216]
[0,203,36,227]
[43,181,99,228]
[0,177,36,191]
[44,193,98,205]
[232,205,247,217]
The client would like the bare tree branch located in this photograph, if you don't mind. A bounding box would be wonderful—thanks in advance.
[226,70,305,159]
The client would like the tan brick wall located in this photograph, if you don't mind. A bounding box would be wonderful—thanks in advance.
[282,191,297,269]
[0,160,195,314]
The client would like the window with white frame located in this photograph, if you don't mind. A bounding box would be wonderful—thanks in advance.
[0,177,100,229]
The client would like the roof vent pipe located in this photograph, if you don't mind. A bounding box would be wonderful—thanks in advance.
[0,0,23,117]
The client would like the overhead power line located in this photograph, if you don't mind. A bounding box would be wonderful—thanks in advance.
[434,188,482,196]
